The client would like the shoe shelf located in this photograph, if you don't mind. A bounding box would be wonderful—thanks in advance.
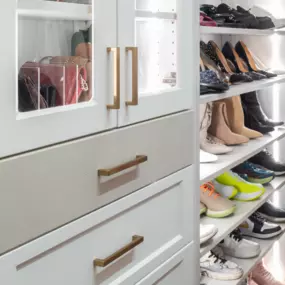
[200,129,285,184]
[200,26,276,36]
[200,75,285,104]
[17,0,92,21]
[201,226,285,285]
[200,176,285,258]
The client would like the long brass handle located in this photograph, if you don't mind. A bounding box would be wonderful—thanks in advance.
[107,47,120,109]
[98,155,147,177]
[126,47,138,106]
[94,235,144,267]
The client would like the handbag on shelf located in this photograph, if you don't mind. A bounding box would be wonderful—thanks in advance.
[19,56,88,106]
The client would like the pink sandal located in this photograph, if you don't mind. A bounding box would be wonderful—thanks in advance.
[200,12,217,27]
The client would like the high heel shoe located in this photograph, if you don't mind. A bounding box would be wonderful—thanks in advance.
[205,40,253,83]
[235,41,277,78]
[241,92,284,127]
[208,101,249,145]
[220,96,263,139]
[222,41,267,81]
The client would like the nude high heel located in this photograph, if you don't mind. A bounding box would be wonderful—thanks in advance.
[220,96,263,139]
[208,101,249,145]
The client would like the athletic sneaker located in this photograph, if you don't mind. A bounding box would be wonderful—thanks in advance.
[233,161,275,185]
[200,224,218,244]
[219,229,261,258]
[212,180,238,199]
[200,182,236,218]
[239,212,283,239]
[257,201,285,222]
[216,171,265,201]
[200,250,243,281]
[251,260,285,285]
[200,202,207,215]
[249,149,285,176]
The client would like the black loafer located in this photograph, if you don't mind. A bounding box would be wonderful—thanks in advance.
[257,202,285,223]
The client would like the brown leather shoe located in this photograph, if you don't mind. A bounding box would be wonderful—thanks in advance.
[220,96,263,139]
[209,101,249,145]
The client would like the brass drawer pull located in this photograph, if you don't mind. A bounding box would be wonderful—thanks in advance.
[98,155,147,177]
[107,47,120,109]
[94,235,144,267]
[125,47,138,106]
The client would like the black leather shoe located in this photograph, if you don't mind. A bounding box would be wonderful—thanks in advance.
[241,92,284,127]
[242,101,275,134]
[257,202,285,223]
[249,149,285,176]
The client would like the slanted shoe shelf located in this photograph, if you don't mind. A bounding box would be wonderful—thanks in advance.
[200,176,285,257]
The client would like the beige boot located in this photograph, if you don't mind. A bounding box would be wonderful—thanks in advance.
[221,96,263,139]
[209,101,249,145]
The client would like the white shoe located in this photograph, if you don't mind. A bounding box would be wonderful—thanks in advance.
[251,5,285,29]
[200,149,218,163]
[219,229,261,259]
[201,134,233,155]
[200,250,243,281]
[212,180,238,199]
[200,224,218,244]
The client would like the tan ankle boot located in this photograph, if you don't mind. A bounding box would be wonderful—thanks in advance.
[220,96,263,139]
[209,101,249,145]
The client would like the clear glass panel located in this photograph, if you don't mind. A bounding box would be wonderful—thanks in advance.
[136,0,176,13]
[136,18,177,94]
[17,0,93,113]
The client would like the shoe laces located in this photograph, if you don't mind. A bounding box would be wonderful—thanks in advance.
[209,251,226,264]
[229,229,243,242]
[251,212,265,225]
[201,182,220,199]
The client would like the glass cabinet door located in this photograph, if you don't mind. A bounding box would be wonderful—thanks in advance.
[118,0,194,126]
[0,0,117,157]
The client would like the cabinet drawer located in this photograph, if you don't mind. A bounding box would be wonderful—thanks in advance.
[135,243,197,285]
[0,110,195,254]
[0,167,195,285]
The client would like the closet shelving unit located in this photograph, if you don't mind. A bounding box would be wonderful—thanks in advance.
[200,22,285,284]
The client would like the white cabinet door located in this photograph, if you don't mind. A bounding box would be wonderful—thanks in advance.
[135,243,198,285]
[118,0,194,126]
[0,0,117,157]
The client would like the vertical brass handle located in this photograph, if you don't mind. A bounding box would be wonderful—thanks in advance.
[94,235,144,267]
[126,47,138,106]
[98,155,147,177]
[107,47,120,109]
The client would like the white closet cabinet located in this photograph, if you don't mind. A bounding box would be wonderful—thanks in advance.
[0,0,192,158]
[118,0,193,126]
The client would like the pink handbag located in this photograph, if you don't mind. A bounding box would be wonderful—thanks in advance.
[200,12,217,27]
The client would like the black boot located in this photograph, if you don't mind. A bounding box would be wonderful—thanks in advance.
[242,101,274,134]
[241,91,284,127]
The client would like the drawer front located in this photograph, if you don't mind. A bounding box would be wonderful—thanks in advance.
[0,111,194,254]
[135,243,197,285]
[0,167,195,285]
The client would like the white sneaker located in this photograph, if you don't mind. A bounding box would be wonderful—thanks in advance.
[212,180,238,199]
[200,149,218,163]
[200,250,243,281]
[219,229,261,259]
[200,224,218,244]
[201,134,233,155]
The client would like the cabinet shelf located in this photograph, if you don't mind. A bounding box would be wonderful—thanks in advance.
[201,227,285,285]
[200,129,285,184]
[200,26,285,36]
[200,75,285,104]
[17,0,92,20]
[200,176,285,258]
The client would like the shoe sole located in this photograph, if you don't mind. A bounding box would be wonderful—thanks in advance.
[201,269,243,281]
[233,188,265,202]
[221,247,261,259]
[257,212,285,223]
[200,228,218,244]
[206,206,236,218]
[242,229,284,239]
[274,171,285,176]
[247,176,274,185]
[200,207,207,216]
